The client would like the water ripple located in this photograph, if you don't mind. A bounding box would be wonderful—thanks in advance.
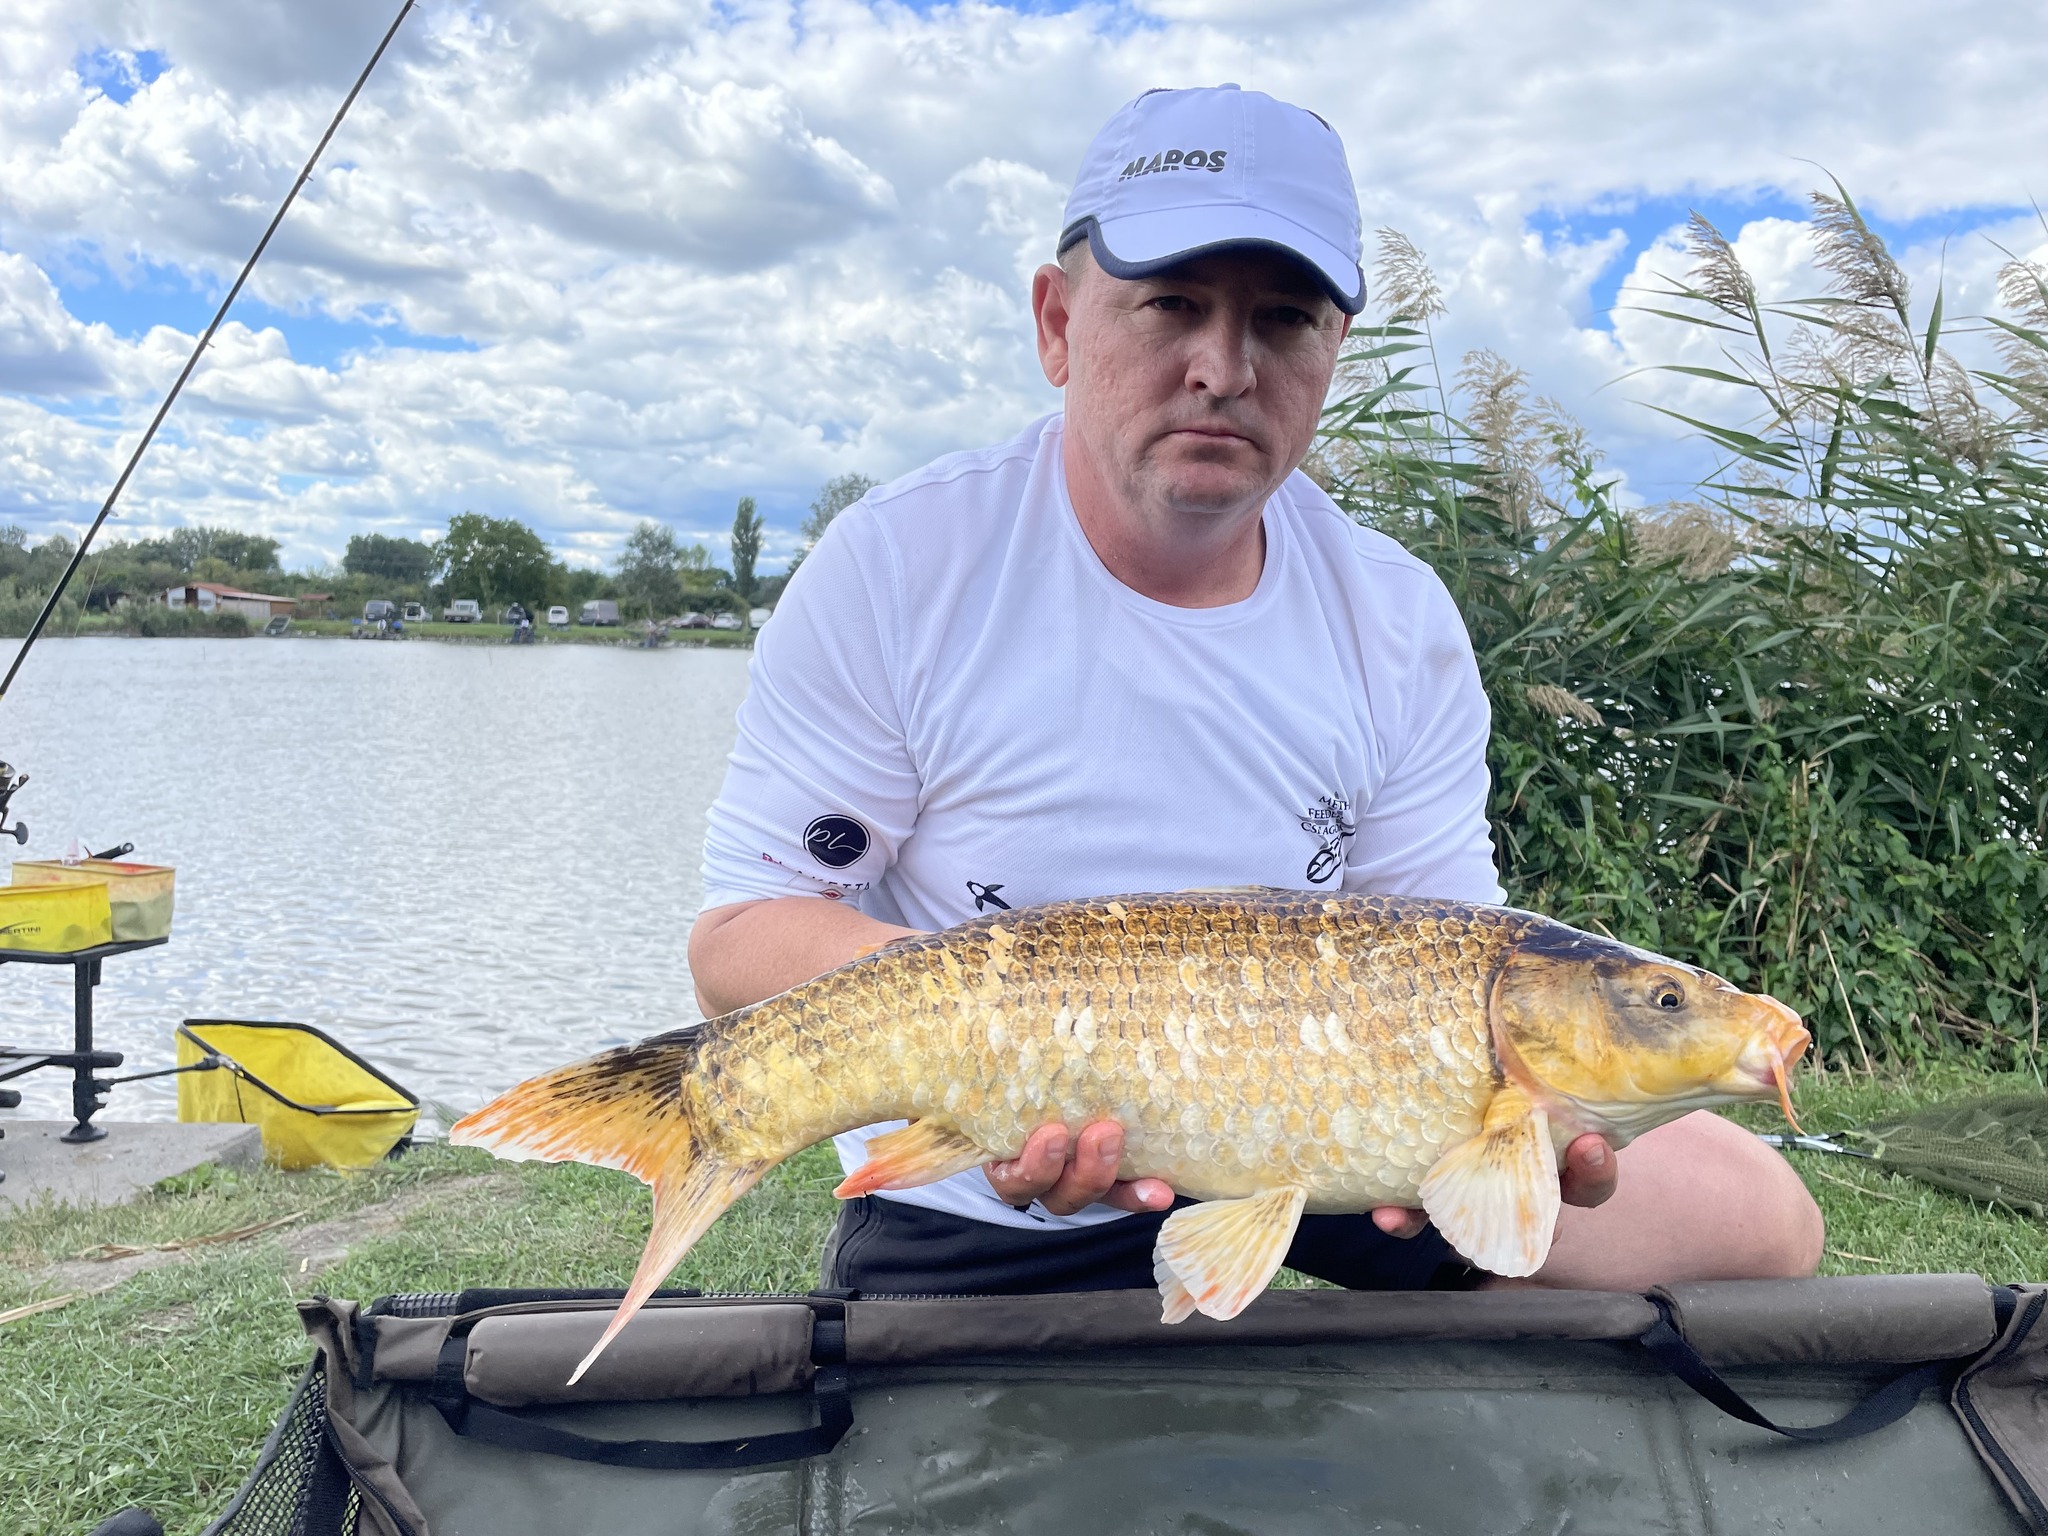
[0,637,751,1129]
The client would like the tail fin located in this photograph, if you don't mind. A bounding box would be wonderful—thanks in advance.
[450,1028,769,1384]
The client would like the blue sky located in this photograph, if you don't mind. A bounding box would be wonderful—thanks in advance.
[46,256,476,372]
[3,0,2044,572]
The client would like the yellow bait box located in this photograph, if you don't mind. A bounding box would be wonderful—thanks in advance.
[12,859,176,943]
[0,880,113,952]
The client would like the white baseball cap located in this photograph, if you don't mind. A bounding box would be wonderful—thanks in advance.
[1059,84,1364,315]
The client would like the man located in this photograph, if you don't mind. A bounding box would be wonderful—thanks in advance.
[691,85,1822,1296]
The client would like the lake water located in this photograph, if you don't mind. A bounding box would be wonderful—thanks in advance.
[0,637,752,1130]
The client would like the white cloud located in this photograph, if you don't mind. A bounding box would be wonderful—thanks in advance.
[0,0,2044,569]
[0,252,114,394]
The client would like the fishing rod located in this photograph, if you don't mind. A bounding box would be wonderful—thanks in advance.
[0,0,416,847]
[0,0,417,720]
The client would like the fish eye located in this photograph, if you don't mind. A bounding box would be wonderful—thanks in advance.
[1652,980,1685,1011]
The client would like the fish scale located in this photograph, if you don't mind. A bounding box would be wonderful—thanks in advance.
[698,890,1509,1211]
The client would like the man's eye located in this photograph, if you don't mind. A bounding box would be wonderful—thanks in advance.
[1149,294,1195,312]
[1266,306,1315,327]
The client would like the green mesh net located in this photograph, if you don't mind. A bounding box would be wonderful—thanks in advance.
[1850,1095,2048,1217]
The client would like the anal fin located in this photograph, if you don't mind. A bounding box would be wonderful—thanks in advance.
[1152,1185,1307,1323]
[834,1119,991,1198]
[1418,1084,1559,1278]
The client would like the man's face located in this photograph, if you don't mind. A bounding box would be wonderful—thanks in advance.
[1035,245,1350,522]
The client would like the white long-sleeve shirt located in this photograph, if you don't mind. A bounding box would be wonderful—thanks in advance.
[702,411,1503,1230]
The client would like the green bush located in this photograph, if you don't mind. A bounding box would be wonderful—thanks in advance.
[126,605,250,638]
[1316,198,2048,1068]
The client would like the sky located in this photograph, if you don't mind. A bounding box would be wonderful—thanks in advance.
[2,0,2045,574]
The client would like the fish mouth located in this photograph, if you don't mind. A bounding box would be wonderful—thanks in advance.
[1748,996,1810,1131]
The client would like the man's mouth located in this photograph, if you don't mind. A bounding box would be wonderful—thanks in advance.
[1165,426,1256,448]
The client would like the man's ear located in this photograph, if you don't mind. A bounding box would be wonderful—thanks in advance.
[1033,262,1073,389]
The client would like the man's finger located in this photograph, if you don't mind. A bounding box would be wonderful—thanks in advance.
[1559,1132,1618,1209]
[1371,1206,1429,1239]
[984,1124,1070,1205]
[1040,1121,1125,1215]
[1101,1177,1175,1213]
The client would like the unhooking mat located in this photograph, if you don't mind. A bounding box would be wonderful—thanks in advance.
[203,1276,2048,1536]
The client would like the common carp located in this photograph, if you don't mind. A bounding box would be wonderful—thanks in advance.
[452,889,1808,1381]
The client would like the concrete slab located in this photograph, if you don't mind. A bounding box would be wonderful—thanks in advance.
[0,1120,263,1212]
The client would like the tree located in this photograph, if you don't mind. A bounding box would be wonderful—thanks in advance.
[789,472,876,572]
[616,521,684,621]
[438,512,552,612]
[129,526,281,574]
[344,532,439,586]
[729,497,763,605]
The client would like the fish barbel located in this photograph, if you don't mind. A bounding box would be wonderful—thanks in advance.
[453,890,1809,1381]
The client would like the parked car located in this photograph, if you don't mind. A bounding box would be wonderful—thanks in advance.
[363,599,398,624]
[674,612,710,629]
[578,600,621,627]
[710,613,742,631]
[401,602,428,624]
[748,607,772,628]
[546,605,569,628]
[443,599,482,623]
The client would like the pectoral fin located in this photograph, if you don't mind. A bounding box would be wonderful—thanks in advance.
[1418,1084,1559,1278]
[1152,1185,1307,1323]
[833,1119,991,1198]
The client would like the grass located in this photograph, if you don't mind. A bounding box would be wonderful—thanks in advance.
[3,1070,2044,1533]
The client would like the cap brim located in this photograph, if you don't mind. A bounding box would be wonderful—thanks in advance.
[1067,208,1365,314]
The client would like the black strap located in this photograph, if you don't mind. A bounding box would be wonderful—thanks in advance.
[1639,1296,1947,1442]
[300,1420,359,1535]
[426,1300,853,1470]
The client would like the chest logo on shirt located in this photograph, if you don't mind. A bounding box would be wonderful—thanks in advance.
[803,814,871,870]
[966,880,1012,913]
[1299,794,1356,885]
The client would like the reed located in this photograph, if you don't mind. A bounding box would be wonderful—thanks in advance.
[1314,198,2048,1069]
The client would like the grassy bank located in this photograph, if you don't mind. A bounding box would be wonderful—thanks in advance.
[3,1065,2044,1533]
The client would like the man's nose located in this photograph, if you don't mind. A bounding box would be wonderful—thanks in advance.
[1184,315,1257,399]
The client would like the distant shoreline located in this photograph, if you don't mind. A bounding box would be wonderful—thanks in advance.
[6,618,755,648]
[288,617,755,648]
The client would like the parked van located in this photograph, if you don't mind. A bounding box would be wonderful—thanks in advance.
[546,606,569,628]
[363,600,398,624]
[401,602,428,624]
[578,600,620,627]
[443,599,482,623]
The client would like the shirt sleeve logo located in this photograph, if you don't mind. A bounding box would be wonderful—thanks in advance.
[1299,794,1357,885]
[803,814,872,870]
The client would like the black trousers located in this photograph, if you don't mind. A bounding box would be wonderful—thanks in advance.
[821,1194,1470,1296]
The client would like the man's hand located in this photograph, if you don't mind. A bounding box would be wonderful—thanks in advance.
[984,1121,1176,1217]
[1370,1131,1619,1239]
